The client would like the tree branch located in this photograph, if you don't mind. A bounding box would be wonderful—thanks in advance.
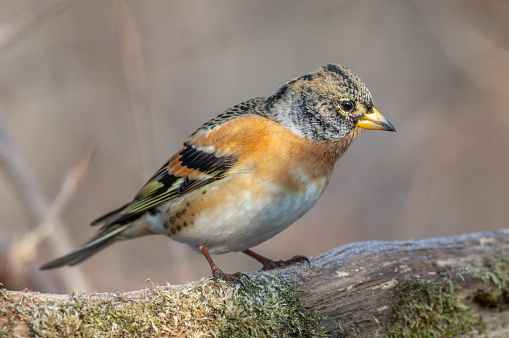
[2,230,508,336]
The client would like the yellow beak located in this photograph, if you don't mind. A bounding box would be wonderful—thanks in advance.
[356,108,396,132]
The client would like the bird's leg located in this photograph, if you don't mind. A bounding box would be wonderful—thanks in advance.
[198,246,247,286]
[242,249,310,271]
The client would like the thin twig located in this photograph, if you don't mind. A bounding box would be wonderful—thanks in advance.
[0,106,47,223]
[7,148,95,288]
[109,0,154,176]
[36,147,95,239]
[0,105,92,291]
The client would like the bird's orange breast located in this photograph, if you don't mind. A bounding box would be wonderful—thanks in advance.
[188,115,362,192]
[162,115,362,249]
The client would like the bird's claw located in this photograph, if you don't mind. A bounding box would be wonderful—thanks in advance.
[261,255,310,271]
[212,269,249,289]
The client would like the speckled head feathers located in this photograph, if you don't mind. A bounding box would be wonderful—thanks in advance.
[266,64,375,143]
[189,64,381,144]
[316,64,373,108]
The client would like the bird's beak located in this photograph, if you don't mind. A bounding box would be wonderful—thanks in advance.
[356,108,396,132]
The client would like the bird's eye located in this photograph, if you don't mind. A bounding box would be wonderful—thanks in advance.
[340,100,355,113]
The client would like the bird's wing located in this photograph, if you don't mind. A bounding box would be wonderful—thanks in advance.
[92,97,271,228]
[41,124,243,268]
[92,132,238,228]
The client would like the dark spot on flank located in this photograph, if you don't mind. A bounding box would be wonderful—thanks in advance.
[186,202,191,207]
[181,209,187,215]
[183,222,188,227]
[176,225,182,231]
[176,212,182,219]
[169,216,176,225]
[170,227,176,235]
[202,190,207,194]
[163,222,169,229]
[300,74,314,81]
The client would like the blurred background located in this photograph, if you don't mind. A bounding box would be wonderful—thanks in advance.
[0,0,508,293]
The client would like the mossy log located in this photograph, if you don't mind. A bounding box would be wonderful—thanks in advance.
[2,229,509,337]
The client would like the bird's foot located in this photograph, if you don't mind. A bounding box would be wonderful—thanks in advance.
[200,245,248,288]
[211,265,249,288]
[260,255,310,271]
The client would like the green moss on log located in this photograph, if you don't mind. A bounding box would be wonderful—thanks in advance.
[386,273,480,337]
[1,274,325,337]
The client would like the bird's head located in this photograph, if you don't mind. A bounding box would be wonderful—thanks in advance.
[267,64,395,143]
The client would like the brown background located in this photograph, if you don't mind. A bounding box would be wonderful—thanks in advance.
[0,0,508,293]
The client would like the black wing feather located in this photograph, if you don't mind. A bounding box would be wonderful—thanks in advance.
[92,145,237,228]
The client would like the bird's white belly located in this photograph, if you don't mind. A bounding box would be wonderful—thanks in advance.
[172,179,328,254]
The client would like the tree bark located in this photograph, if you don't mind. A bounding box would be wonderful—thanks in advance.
[2,229,509,337]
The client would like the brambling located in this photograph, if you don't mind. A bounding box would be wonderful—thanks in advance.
[41,64,395,283]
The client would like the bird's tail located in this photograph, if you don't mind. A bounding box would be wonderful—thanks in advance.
[40,224,129,270]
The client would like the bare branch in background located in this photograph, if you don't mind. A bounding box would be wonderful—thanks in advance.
[0,0,82,51]
[0,0,92,292]
[0,104,92,291]
[109,0,155,176]
[0,107,47,223]
[7,148,95,288]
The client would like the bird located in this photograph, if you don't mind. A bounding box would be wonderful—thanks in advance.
[40,64,395,284]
